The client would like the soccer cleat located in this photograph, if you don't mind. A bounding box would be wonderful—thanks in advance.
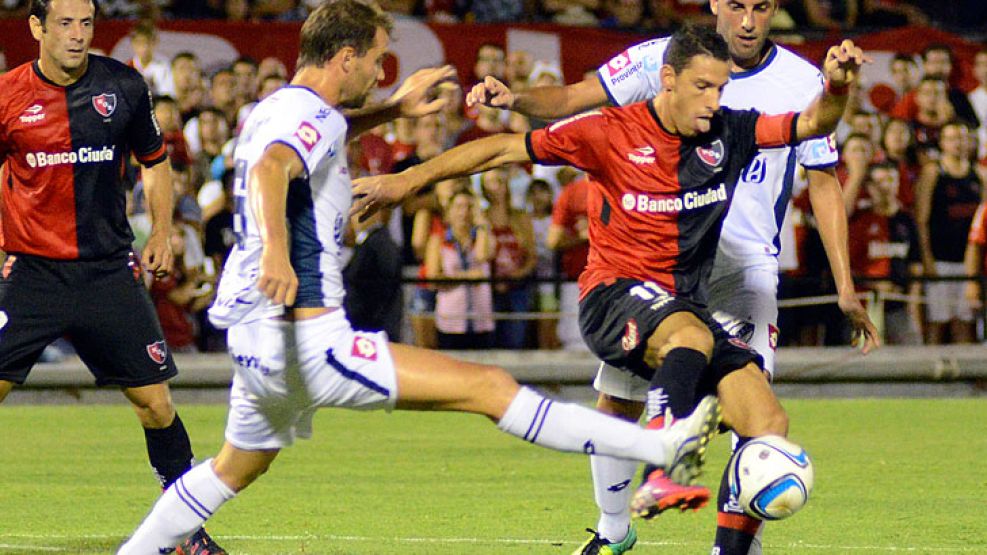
[662,395,720,485]
[629,468,711,520]
[175,528,227,555]
[572,526,638,555]
[630,395,720,520]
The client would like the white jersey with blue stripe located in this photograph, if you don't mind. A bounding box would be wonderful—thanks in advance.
[209,86,351,329]
[598,39,839,266]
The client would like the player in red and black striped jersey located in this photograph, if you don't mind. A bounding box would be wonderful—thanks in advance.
[353,25,864,547]
[0,1,223,552]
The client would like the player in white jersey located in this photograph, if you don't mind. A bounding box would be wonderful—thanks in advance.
[466,1,879,554]
[117,3,722,552]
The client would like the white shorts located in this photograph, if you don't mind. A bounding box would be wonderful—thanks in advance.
[706,263,779,377]
[593,262,779,400]
[224,309,398,450]
[925,261,974,323]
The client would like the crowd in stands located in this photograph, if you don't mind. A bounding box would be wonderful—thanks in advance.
[2,8,986,355]
[4,1,986,32]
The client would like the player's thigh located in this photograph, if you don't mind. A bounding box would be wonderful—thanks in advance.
[579,278,708,379]
[69,260,177,387]
[708,265,780,375]
[389,342,518,417]
[716,363,787,438]
[0,255,73,384]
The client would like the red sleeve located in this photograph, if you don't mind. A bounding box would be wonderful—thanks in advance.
[755,112,798,148]
[969,202,987,245]
[526,111,606,173]
[552,183,574,227]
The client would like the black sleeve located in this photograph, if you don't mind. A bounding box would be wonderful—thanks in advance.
[722,107,762,169]
[125,71,167,166]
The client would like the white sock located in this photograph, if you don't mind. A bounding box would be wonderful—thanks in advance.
[497,387,670,465]
[118,459,235,554]
[591,454,637,542]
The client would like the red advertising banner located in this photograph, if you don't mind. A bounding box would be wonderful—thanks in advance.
[0,19,981,97]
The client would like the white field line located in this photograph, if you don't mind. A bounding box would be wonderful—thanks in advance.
[0,544,68,552]
[0,533,982,553]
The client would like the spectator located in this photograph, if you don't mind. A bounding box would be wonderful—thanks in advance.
[838,132,877,214]
[969,48,987,162]
[457,0,524,23]
[915,121,984,344]
[224,0,254,20]
[207,68,239,128]
[847,162,923,344]
[599,0,647,30]
[166,0,225,18]
[393,113,448,263]
[891,44,979,129]
[257,56,289,82]
[482,167,536,349]
[257,73,287,100]
[906,76,952,165]
[150,221,216,353]
[649,0,715,28]
[456,103,508,145]
[127,20,173,96]
[879,118,919,210]
[170,51,205,122]
[889,53,919,98]
[472,43,507,87]
[547,175,591,350]
[231,56,259,110]
[437,80,470,147]
[425,189,495,349]
[506,50,534,90]
[344,208,404,341]
[152,95,193,167]
[409,178,469,348]
[526,179,561,349]
[184,107,229,182]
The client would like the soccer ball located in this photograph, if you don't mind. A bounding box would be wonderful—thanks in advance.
[728,435,814,521]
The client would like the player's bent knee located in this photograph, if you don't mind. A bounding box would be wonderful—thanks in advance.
[664,324,714,356]
[596,393,644,421]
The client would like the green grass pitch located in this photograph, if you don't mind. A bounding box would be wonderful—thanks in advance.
[1,398,985,554]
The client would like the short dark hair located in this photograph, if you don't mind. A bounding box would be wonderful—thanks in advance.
[130,19,156,40]
[233,56,258,70]
[890,53,916,66]
[297,0,393,70]
[868,160,899,174]
[30,0,99,24]
[152,94,177,108]
[172,51,198,67]
[663,24,729,74]
[922,43,952,62]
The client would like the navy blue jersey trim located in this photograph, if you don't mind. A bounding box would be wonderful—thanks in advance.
[788,114,800,146]
[772,149,799,253]
[325,348,391,397]
[598,71,621,107]
[524,132,542,164]
[269,139,312,178]
[285,175,325,307]
[802,162,838,170]
[730,43,777,80]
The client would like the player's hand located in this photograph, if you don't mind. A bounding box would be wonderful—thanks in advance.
[257,247,297,306]
[838,293,880,354]
[389,65,458,118]
[466,76,515,110]
[142,230,174,279]
[351,174,412,221]
[823,40,870,88]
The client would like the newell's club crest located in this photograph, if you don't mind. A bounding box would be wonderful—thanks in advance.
[146,340,168,364]
[697,139,724,167]
[92,93,117,117]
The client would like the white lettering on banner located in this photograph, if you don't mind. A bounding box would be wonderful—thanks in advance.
[621,183,727,214]
[867,241,909,259]
[26,146,116,168]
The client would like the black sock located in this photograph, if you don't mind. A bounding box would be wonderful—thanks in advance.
[648,347,708,419]
[714,437,761,554]
[640,347,709,483]
[143,413,195,489]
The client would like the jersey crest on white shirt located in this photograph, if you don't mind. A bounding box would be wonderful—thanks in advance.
[209,86,350,329]
[597,40,839,264]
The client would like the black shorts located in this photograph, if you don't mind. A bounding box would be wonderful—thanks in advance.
[0,252,178,387]
[579,278,763,387]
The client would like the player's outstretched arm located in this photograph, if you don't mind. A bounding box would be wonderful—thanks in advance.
[141,160,176,278]
[351,133,530,220]
[808,168,881,353]
[795,40,869,142]
[346,65,457,139]
[251,144,306,306]
[466,74,608,120]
